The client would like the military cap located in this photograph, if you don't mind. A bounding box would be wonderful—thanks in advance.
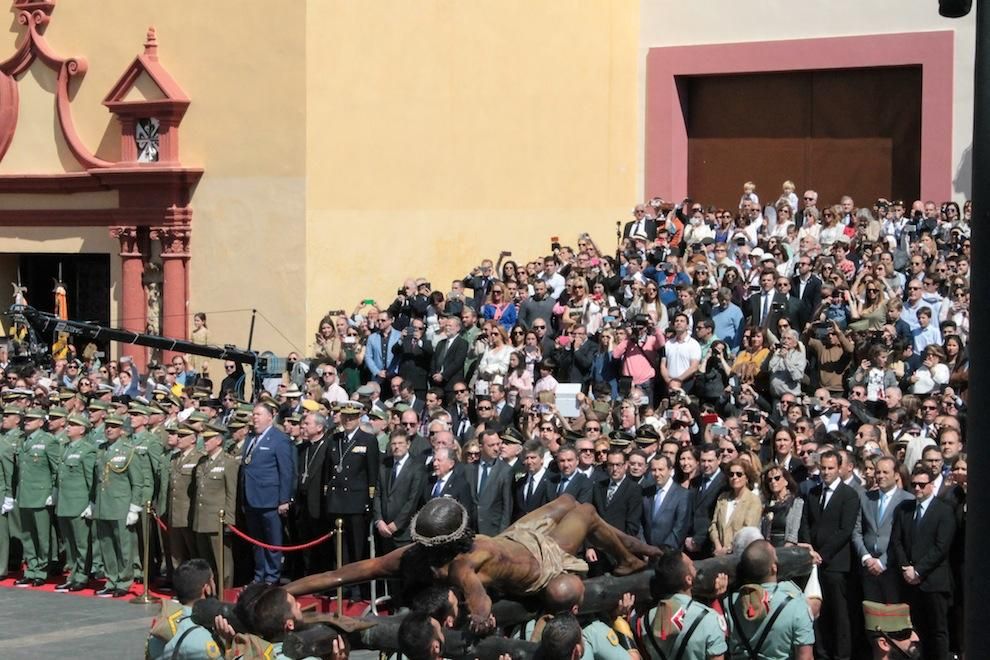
[338,401,364,416]
[128,403,153,416]
[2,405,22,416]
[634,425,661,446]
[368,407,388,421]
[206,422,228,435]
[48,406,68,419]
[66,414,91,429]
[200,398,222,409]
[87,399,109,411]
[1,391,20,402]
[608,430,633,449]
[163,421,179,433]
[355,384,376,397]
[284,413,302,424]
[104,414,126,427]
[501,426,524,445]
[236,402,254,413]
[863,601,913,635]
[201,427,224,439]
[176,424,197,437]
[227,416,249,430]
[11,387,33,398]
[563,430,584,444]
[190,388,211,401]
[187,411,210,423]
[58,389,78,401]
[23,407,46,420]
[95,383,114,394]
[391,402,411,413]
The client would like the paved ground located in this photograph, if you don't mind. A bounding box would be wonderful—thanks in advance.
[0,586,383,659]
[0,586,155,658]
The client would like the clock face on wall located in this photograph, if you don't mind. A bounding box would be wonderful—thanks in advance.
[136,117,160,162]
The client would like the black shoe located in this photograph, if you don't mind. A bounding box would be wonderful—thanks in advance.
[54,581,73,592]
[31,578,46,587]
[14,577,31,587]
[92,571,105,580]
[67,583,87,592]
[112,588,130,598]
[95,586,114,597]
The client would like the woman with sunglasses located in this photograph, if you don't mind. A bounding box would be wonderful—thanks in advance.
[339,328,366,394]
[760,465,806,549]
[848,273,889,331]
[482,282,518,332]
[475,322,513,395]
[709,458,762,555]
[817,205,844,252]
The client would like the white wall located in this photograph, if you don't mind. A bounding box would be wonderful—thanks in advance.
[638,0,976,200]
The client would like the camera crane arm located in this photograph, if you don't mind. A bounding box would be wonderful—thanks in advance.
[9,304,259,366]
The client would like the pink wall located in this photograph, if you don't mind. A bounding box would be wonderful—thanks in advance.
[645,31,954,202]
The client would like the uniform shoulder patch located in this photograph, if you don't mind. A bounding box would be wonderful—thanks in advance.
[606,629,619,646]
[205,640,221,658]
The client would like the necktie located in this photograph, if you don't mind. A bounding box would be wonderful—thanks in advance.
[436,338,449,366]
[558,476,570,495]
[701,476,710,492]
[432,479,443,498]
[761,293,770,325]
[526,477,535,504]
[607,482,618,504]
[479,462,490,494]
[877,492,887,521]
[914,503,925,528]
[820,485,830,510]
[392,460,401,483]
[653,487,666,517]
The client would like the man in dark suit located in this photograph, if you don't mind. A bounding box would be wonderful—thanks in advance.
[423,446,475,526]
[240,404,296,585]
[790,256,822,329]
[851,456,912,603]
[466,428,514,536]
[447,380,475,443]
[547,445,593,504]
[489,383,515,430]
[889,465,956,660]
[748,268,791,329]
[392,320,433,400]
[806,450,861,660]
[641,455,691,549]
[323,402,380,584]
[622,204,657,242]
[373,429,427,554]
[685,444,725,558]
[514,442,552,520]
[294,411,332,576]
[591,449,642,537]
[462,260,496,313]
[431,316,469,399]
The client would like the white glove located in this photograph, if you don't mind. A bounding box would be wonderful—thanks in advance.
[1,497,13,515]
[80,504,93,520]
[45,495,53,506]
[126,503,142,527]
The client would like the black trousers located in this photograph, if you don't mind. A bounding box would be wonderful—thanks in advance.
[861,566,904,603]
[816,569,852,660]
[297,513,332,576]
[908,586,950,660]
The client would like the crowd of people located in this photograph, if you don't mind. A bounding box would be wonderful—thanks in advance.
[0,181,972,659]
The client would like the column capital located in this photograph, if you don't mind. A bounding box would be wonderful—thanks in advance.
[108,225,141,257]
[150,225,190,258]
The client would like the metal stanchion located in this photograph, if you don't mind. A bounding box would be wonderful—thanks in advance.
[335,518,343,614]
[130,501,160,605]
[218,509,226,595]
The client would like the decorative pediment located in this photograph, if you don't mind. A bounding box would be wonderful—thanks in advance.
[103,27,189,121]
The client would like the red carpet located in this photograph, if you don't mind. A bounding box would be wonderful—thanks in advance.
[0,570,376,616]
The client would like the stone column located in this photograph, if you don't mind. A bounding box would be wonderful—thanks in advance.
[151,225,190,361]
[109,225,147,370]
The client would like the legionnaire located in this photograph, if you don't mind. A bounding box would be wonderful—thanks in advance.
[0,406,17,578]
[725,540,815,660]
[147,558,221,660]
[91,414,148,597]
[54,414,97,591]
[167,425,203,571]
[48,406,69,446]
[863,601,920,660]
[192,425,238,589]
[633,549,728,660]
[323,400,380,587]
[128,403,163,579]
[15,407,59,586]
[225,413,250,458]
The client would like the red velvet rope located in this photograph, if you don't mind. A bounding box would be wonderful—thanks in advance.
[153,513,169,532]
[225,523,335,552]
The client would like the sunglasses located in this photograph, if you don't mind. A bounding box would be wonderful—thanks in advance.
[476,405,493,411]
[454,388,468,393]
[579,448,595,453]
[585,426,601,431]
[768,474,783,482]
[728,471,746,478]
[911,481,930,489]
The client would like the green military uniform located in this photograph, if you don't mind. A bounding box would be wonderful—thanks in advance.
[1,409,25,575]
[167,433,204,570]
[582,618,637,660]
[725,581,815,660]
[192,445,239,588]
[634,593,728,660]
[47,406,69,568]
[0,422,16,577]
[128,408,164,575]
[148,602,224,660]
[54,416,97,587]
[93,419,149,592]
[17,414,60,581]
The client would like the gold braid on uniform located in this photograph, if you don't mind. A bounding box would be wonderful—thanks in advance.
[102,449,135,482]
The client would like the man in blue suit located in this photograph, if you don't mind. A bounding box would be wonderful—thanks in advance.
[364,312,402,385]
[852,456,912,603]
[240,403,296,584]
[641,455,691,549]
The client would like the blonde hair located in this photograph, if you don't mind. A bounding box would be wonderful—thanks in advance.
[782,180,795,191]
[743,181,756,192]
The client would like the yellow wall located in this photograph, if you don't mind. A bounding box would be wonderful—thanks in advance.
[304,0,639,336]
[0,1,641,358]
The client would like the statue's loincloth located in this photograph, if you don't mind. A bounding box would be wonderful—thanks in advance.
[498,516,589,593]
